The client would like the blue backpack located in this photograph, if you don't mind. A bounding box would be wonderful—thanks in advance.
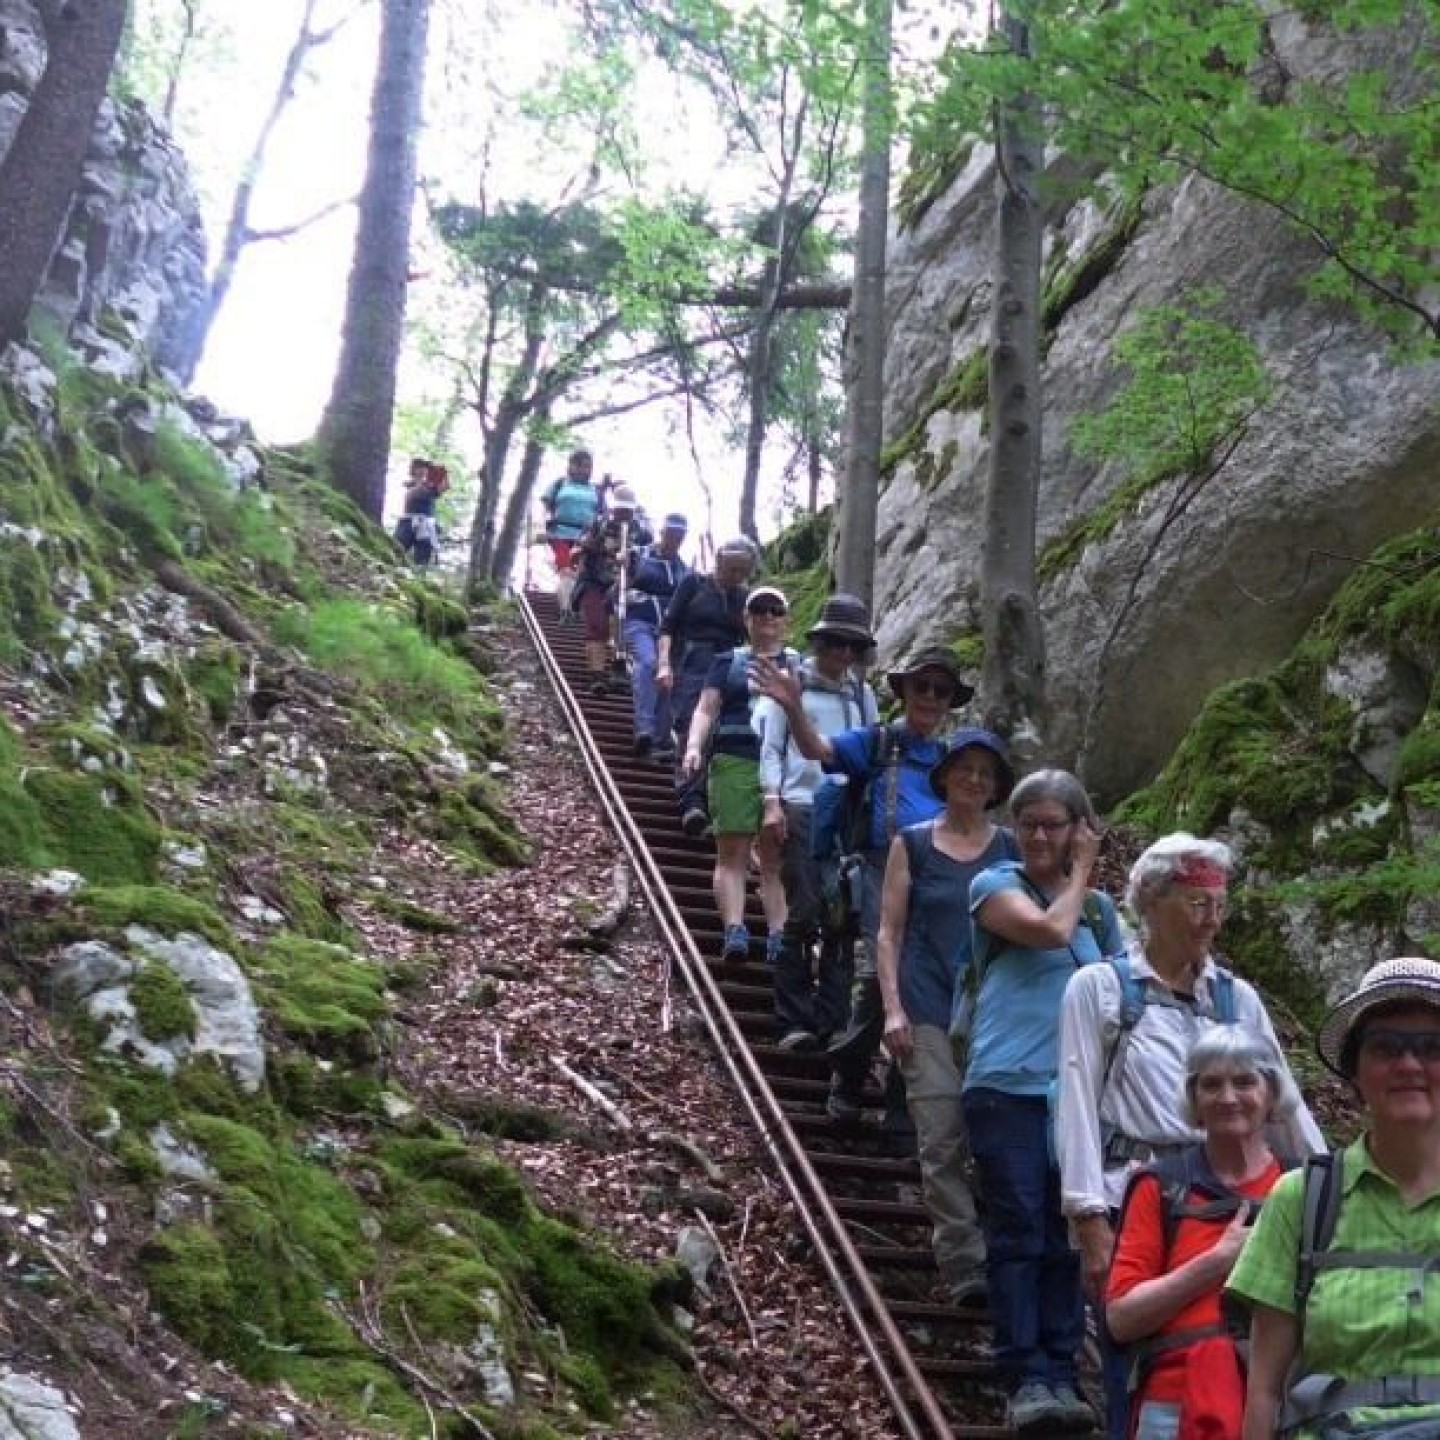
[551,480,598,533]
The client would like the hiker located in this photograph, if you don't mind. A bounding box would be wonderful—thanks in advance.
[963,769,1122,1436]
[876,728,1019,1308]
[1058,833,1325,1438]
[571,485,647,694]
[395,458,448,567]
[659,538,756,838]
[754,594,880,1049]
[1105,1027,1303,1440]
[1230,956,1440,1440]
[624,512,690,761]
[680,586,794,965]
[540,449,601,607]
[751,646,972,1129]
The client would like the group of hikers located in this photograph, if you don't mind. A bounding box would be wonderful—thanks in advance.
[537,447,1440,1440]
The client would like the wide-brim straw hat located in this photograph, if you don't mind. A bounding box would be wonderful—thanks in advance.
[1316,955,1440,1075]
[886,647,974,706]
[807,592,875,647]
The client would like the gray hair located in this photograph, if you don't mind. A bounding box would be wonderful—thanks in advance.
[1179,1026,1300,1127]
[1125,832,1234,921]
[1007,768,1097,827]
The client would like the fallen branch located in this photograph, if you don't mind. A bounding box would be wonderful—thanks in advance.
[649,1130,725,1184]
[692,1209,758,1350]
[551,1057,632,1131]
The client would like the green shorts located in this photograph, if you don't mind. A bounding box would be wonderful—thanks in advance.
[708,753,763,836]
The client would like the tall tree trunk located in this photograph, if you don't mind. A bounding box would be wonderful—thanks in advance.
[316,0,430,522]
[979,7,1047,757]
[806,422,822,514]
[834,0,892,610]
[0,0,128,348]
[489,416,550,589]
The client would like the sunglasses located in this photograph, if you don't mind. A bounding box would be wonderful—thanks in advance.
[748,603,788,619]
[1359,1028,1440,1063]
[908,677,955,700]
[819,635,866,654]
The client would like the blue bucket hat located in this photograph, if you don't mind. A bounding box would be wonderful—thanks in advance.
[928,727,1016,804]
[662,512,688,531]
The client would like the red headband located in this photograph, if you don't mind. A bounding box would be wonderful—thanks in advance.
[1172,857,1227,890]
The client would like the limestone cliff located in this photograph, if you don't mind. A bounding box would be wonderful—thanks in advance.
[879,13,1440,804]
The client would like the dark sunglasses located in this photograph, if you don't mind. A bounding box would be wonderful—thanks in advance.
[818,634,866,654]
[1359,1028,1440,1063]
[908,677,955,700]
[748,603,788,619]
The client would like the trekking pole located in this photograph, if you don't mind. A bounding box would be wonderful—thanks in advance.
[611,518,631,678]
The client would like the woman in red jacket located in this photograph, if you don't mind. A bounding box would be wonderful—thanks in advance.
[1105,1027,1302,1440]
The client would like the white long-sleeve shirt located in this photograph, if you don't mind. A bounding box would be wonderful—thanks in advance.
[1056,939,1327,1217]
[755,663,878,806]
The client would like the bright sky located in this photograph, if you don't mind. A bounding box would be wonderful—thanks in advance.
[155,0,975,552]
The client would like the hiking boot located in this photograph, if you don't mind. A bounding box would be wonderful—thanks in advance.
[680,806,709,839]
[1006,1382,1063,1435]
[946,1271,988,1309]
[1048,1383,1096,1433]
[825,1082,863,1125]
[765,931,783,966]
[720,925,751,964]
[632,733,653,758]
[777,1028,820,1053]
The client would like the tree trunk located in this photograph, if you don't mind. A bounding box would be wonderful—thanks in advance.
[833,0,892,611]
[489,417,550,589]
[0,0,128,348]
[979,8,1047,758]
[806,422,822,514]
[316,0,430,522]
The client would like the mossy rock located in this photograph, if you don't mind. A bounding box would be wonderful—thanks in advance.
[130,961,196,1043]
[76,886,237,949]
[252,935,390,1065]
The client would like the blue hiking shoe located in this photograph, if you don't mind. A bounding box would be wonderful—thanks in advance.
[765,931,783,966]
[721,925,750,964]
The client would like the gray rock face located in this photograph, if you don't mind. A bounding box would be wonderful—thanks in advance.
[0,1,206,377]
[0,1372,81,1440]
[879,22,1440,803]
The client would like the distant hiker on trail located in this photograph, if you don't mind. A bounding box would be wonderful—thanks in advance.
[540,449,601,608]
[624,512,690,762]
[394,458,449,567]
[658,537,757,838]
[572,485,649,695]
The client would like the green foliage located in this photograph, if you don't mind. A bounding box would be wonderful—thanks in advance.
[1069,291,1272,478]
[272,598,503,749]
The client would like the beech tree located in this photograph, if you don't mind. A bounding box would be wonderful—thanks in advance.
[0,0,129,348]
[317,0,430,521]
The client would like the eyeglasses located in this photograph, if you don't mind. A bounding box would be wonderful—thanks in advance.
[1358,1029,1440,1063]
[908,678,955,700]
[748,604,787,619]
[1182,897,1228,921]
[818,635,866,654]
[1016,817,1073,838]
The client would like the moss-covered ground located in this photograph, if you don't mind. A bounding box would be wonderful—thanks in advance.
[0,352,696,1435]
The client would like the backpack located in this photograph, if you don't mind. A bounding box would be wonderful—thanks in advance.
[713,646,799,745]
[771,668,870,806]
[1277,1150,1440,1435]
[551,479,597,532]
[1119,1146,1293,1390]
[810,721,906,863]
[1097,955,1238,1167]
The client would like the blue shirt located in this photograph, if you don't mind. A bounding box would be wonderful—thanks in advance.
[827,724,947,853]
[898,823,1019,1029]
[964,861,1122,1097]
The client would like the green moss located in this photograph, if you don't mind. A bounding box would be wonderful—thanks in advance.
[379,1255,504,1342]
[880,351,988,480]
[1041,188,1146,335]
[141,1222,238,1356]
[130,962,196,1043]
[0,766,161,884]
[78,886,236,949]
[433,784,528,868]
[0,535,57,659]
[380,1137,531,1223]
[365,892,461,934]
[252,935,389,1064]
[185,642,243,726]
[405,581,470,640]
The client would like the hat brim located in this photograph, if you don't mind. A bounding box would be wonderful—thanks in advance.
[1316,979,1440,1074]
[888,667,974,707]
[809,624,875,647]
[928,742,1016,803]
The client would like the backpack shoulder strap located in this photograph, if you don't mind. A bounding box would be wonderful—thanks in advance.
[1210,964,1237,1023]
[1294,1150,1343,1314]
[1100,949,1148,1094]
[900,821,936,882]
